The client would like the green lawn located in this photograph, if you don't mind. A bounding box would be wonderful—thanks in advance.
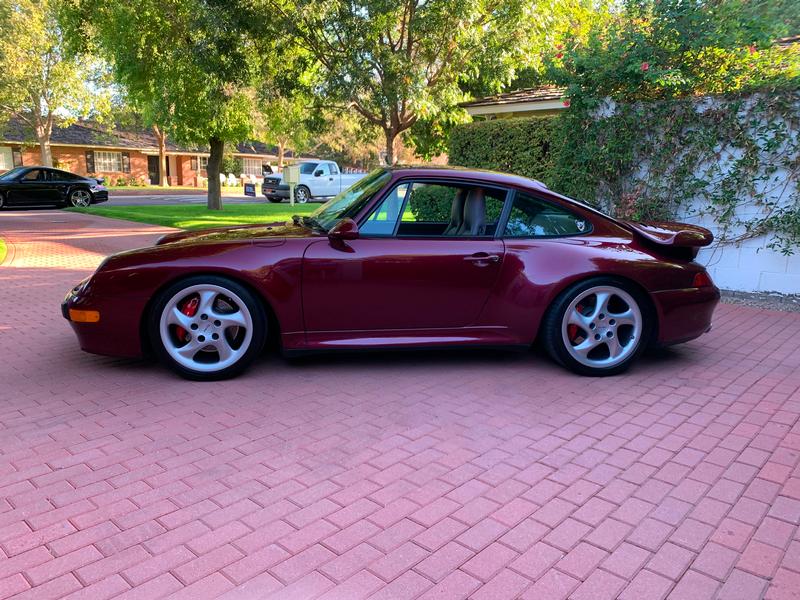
[0,238,6,264]
[69,203,317,230]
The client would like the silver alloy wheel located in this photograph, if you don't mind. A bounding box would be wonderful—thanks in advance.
[561,285,643,369]
[70,189,91,207]
[295,187,309,203]
[159,284,254,373]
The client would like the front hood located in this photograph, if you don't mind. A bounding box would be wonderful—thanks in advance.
[156,221,314,245]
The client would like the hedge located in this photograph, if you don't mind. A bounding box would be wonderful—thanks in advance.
[448,116,557,185]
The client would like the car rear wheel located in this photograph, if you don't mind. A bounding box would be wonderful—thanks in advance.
[149,276,266,380]
[542,277,650,376]
[69,188,92,208]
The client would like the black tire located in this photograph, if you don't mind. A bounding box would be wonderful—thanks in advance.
[295,186,311,204]
[148,275,267,380]
[266,196,283,203]
[540,276,652,376]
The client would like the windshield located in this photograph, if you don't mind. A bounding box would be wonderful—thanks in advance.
[0,167,26,181]
[311,169,391,231]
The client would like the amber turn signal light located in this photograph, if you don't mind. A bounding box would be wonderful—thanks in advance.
[692,272,714,288]
[68,309,100,323]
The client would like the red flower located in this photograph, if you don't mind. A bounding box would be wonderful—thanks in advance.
[641,62,650,71]
[556,43,564,50]
[555,52,563,59]
[562,99,571,107]
[749,45,756,54]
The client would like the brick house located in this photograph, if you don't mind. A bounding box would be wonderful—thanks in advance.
[0,117,281,186]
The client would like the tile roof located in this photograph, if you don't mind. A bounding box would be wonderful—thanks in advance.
[0,115,279,156]
[460,85,568,108]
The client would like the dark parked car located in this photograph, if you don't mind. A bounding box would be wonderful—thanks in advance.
[63,167,719,380]
[0,166,108,209]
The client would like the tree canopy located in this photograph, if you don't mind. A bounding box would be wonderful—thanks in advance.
[63,0,266,208]
[230,0,535,164]
[0,0,113,166]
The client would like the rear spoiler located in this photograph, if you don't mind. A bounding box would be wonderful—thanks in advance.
[624,221,713,258]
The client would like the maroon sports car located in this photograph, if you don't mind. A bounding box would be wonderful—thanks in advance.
[63,167,719,380]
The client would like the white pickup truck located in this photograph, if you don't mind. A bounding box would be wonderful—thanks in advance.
[261,160,367,203]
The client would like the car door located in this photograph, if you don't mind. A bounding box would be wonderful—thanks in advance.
[16,168,53,205]
[313,163,337,197]
[301,179,508,334]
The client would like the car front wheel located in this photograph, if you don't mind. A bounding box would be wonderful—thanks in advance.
[542,277,650,376]
[295,185,310,203]
[149,276,267,380]
[69,188,92,207]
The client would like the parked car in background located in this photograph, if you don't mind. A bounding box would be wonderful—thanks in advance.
[63,166,719,381]
[0,166,108,209]
[262,160,367,203]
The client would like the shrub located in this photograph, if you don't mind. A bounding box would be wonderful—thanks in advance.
[448,116,556,184]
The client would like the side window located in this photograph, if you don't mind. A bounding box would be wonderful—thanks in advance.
[504,193,590,238]
[360,183,410,236]
[329,163,339,175]
[22,169,42,181]
[360,181,506,237]
[316,164,330,176]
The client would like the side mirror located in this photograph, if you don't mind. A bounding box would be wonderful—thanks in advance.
[328,218,359,242]
[314,170,323,177]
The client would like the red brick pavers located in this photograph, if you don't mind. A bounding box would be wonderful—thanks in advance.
[1,209,799,599]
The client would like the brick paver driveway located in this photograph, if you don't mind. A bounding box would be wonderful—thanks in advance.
[1,210,799,600]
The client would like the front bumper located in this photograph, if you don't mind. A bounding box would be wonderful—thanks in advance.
[262,184,290,200]
[62,279,144,358]
[92,190,109,204]
[651,285,720,346]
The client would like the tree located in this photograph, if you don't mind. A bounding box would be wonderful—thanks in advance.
[0,0,112,166]
[63,0,264,209]
[254,95,313,168]
[234,0,532,165]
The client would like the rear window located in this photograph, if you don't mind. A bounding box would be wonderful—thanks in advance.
[504,193,590,238]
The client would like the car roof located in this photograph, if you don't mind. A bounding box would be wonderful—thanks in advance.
[388,165,549,193]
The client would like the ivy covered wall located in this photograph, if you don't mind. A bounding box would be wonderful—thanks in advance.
[448,91,800,293]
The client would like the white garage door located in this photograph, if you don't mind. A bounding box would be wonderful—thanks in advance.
[0,147,12,171]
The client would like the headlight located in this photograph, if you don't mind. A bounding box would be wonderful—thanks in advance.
[71,276,92,295]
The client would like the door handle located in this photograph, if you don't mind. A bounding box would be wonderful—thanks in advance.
[464,252,501,264]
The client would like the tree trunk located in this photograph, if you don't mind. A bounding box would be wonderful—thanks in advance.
[207,137,224,210]
[37,135,53,167]
[153,125,168,187]
[384,129,396,166]
[278,141,285,168]
[35,115,54,167]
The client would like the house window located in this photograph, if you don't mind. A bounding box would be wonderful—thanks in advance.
[0,147,12,171]
[198,156,209,173]
[242,157,262,177]
[95,151,123,172]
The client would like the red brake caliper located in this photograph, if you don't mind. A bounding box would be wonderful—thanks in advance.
[176,296,199,343]
[567,303,584,342]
